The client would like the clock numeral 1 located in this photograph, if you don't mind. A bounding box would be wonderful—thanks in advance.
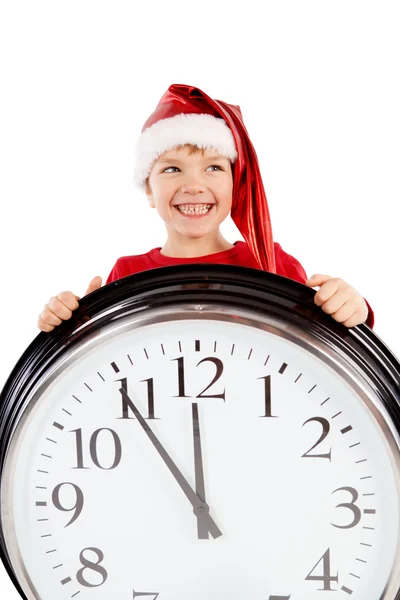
[70,428,122,470]
[258,374,277,418]
[305,548,338,591]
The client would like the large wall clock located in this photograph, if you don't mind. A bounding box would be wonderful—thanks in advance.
[0,264,399,600]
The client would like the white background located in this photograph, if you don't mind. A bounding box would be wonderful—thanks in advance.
[0,1,399,596]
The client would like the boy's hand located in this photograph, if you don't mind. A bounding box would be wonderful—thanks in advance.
[37,276,102,332]
[305,274,369,328]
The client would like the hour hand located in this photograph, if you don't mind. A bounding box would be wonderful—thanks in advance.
[119,387,222,539]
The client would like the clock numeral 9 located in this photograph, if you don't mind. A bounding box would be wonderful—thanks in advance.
[70,428,122,470]
[52,482,84,527]
[76,547,108,588]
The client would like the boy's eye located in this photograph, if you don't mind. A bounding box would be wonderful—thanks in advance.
[162,165,223,173]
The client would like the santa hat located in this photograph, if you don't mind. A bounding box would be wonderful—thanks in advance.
[133,84,276,274]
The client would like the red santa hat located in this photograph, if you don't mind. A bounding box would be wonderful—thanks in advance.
[133,84,276,274]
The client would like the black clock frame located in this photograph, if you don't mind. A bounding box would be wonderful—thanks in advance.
[0,264,399,599]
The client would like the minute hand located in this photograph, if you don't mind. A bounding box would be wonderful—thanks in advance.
[120,388,222,539]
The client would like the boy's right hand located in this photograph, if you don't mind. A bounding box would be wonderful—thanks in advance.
[37,276,102,332]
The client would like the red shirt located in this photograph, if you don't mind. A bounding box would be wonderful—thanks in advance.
[106,241,374,328]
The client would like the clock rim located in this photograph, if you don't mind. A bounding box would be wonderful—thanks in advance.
[0,264,399,600]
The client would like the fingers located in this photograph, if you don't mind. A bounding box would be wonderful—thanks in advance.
[37,291,79,332]
[37,277,103,332]
[305,274,333,288]
[83,276,102,297]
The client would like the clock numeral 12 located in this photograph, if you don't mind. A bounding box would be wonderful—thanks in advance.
[172,356,226,401]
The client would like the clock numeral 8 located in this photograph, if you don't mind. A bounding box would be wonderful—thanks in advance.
[76,547,108,588]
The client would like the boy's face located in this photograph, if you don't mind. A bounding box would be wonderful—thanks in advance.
[146,146,234,242]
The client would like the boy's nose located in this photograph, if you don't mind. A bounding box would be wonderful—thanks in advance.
[180,180,206,194]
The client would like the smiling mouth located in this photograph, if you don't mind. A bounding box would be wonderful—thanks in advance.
[175,204,214,216]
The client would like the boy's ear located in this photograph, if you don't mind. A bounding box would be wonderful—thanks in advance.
[146,192,155,208]
[145,179,155,208]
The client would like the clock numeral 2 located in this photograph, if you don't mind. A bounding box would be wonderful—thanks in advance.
[302,417,331,460]
[70,428,122,470]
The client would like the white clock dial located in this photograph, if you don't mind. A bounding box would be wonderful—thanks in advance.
[2,306,400,600]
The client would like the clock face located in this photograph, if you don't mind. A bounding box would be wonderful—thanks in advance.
[1,304,400,600]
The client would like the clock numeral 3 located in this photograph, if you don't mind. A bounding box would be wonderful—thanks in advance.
[76,547,108,588]
[52,482,84,526]
[70,428,122,470]
[331,486,362,529]
[301,417,331,460]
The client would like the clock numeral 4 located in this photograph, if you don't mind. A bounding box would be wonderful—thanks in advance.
[305,548,338,591]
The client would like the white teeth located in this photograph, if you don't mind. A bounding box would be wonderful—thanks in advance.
[177,204,212,215]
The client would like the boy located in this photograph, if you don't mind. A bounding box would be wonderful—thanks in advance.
[37,84,373,332]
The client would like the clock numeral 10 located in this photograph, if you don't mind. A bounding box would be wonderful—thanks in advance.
[70,428,122,470]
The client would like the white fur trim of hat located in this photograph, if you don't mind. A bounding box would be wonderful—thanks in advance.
[133,113,238,189]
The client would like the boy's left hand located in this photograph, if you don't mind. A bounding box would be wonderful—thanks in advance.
[305,274,369,328]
